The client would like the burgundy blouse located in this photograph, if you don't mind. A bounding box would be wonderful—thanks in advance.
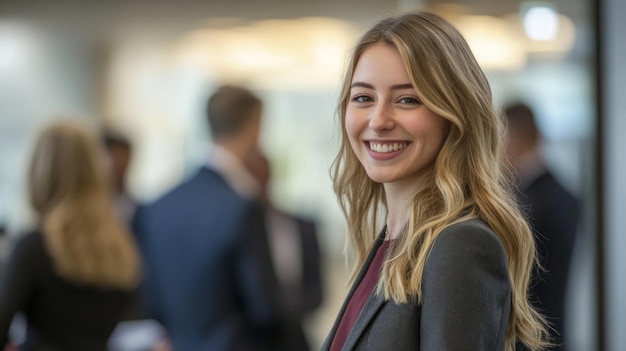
[329,240,390,351]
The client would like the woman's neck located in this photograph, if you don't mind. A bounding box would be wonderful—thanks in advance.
[384,188,414,240]
[383,177,431,239]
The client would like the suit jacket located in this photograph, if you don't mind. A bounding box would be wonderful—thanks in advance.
[133,167,283,351]
[322,218,511,351]
[517,170,579,350]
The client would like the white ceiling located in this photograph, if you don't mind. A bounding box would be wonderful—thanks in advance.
[0,0,590,39]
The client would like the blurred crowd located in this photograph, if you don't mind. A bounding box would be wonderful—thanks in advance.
[0,85,324,351]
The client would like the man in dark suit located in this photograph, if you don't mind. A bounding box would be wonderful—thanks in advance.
[246,150,324,351]
[133,85,284,351]
[505,103,580,351]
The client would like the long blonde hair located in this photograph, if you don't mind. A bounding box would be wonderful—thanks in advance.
[330,10,549,350]
[28,120,140,290]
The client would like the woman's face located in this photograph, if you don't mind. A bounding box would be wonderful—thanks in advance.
[345,42,447,189]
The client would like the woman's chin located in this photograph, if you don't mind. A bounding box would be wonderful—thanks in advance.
[364,170,396,184]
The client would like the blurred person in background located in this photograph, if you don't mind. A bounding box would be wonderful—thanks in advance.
[505,103,580,351]
[103,130,138,224]
[323,10,549,351]
[0,120,141,351]
[102,129,169,351]
[245,149,323,351]
[102,128,147,321]
[133,85,284,350]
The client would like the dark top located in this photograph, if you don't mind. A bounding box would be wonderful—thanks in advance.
[0,231,132,351]
[322,218,511,351]
[330,240,390,351]
[517,170,579,351]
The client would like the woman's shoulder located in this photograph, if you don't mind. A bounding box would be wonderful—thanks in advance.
[422,217,510,296]
[10,231,45,255]
[3,231,47,274]
[436,218,503,250]
[426,218,507,270]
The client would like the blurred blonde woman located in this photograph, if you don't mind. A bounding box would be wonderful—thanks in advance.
[323,10,549,351]
[0,120,141,351]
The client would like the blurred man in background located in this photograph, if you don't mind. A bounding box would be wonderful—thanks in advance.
[102,129,169,351]
[103,130,138,224]
[505,103,580,351]
[246,149,323,351]
[133,85,284,351]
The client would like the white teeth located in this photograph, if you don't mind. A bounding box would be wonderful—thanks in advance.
[370,142,407,153]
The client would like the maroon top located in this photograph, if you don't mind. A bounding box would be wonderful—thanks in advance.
[330,240,390,351]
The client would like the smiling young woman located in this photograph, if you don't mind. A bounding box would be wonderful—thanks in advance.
[345,42,448,202]
[324,9,550,351]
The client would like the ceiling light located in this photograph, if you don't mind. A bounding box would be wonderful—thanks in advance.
[523,4,559,41]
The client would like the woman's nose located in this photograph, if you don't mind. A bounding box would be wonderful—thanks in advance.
[368,102,394,132]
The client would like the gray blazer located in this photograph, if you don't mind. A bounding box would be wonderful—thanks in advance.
[322,218,511,351]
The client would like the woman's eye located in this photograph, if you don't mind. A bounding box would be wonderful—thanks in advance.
[352,95,373,103]
[398,97,422,105]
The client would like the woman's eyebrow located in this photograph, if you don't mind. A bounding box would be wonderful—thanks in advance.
[350,81,414,90]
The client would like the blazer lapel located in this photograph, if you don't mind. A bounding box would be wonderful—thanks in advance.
[341,292,386,351]
[321,227,387,351]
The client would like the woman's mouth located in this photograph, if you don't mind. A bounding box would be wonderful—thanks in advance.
[368,141,409,153]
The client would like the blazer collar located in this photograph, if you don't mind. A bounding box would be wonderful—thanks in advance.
[322,227,388,351]
[341,292,386,350]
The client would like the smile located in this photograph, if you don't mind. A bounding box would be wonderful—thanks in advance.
[368,142,409,153]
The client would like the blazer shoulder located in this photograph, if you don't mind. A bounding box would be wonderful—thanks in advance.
[433,218,505,256]
[424,217,509,285]
[149,167,243,207]
[420,218,511,350]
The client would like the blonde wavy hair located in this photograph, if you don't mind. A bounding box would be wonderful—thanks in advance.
[330,10,549,351]
[28,120,140,290]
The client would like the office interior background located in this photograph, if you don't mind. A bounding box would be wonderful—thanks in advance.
[0,0,624,349]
